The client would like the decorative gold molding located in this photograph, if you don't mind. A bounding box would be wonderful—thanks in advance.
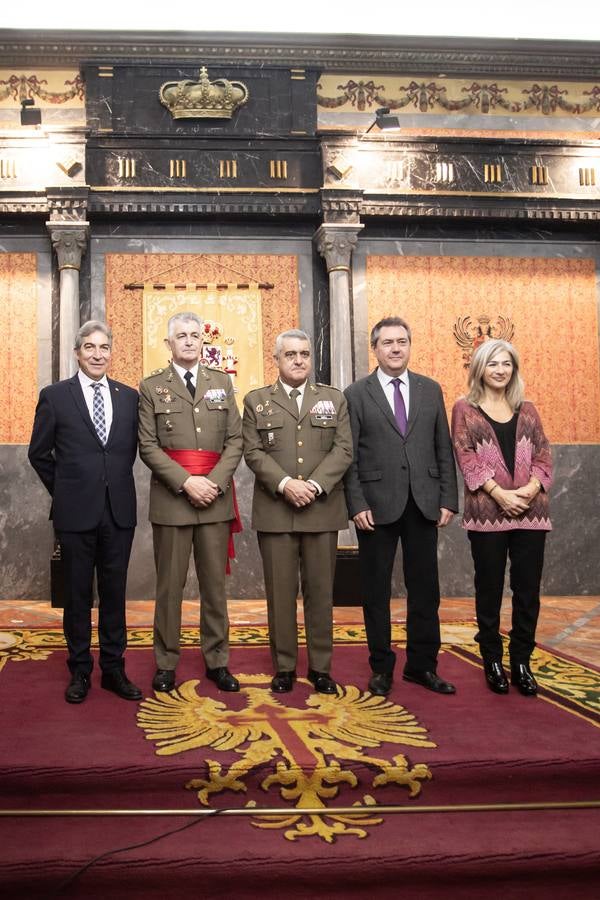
[219,159,237,179]
[579,167,597,186]
[90,186,318,193]
[269,160,288,179]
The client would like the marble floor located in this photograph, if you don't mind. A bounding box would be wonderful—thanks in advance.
[1,596,599,668]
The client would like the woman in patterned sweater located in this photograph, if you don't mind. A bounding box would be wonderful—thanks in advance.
[451,339,552,696]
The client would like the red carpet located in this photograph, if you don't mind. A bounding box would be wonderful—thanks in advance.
[1,624,599,898]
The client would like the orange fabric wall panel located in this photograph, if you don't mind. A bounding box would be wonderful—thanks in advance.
[366,255,600,445]
[105,254,300,389]
[0,253,37,444]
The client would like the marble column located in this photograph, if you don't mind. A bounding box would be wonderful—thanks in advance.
[47,224,89,379]
[314,224,364,390]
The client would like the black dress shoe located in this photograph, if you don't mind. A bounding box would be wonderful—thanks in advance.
[206,667,240,692]
[152,669,176,692]
[368,672,393,696]
[511,663,538,696]
[271,671,296,693]
[101,669,142,701]
[484,660,509,694]
[403,670,456,694]
[307,669,337,694]
[65,672,90,704]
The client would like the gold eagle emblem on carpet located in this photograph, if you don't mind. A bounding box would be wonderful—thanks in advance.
[137,677,435,842]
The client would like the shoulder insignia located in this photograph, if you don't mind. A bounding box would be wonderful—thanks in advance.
[150,368,164,376]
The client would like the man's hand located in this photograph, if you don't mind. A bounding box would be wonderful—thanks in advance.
[283,479,317,508]
[437,508,454,528]
[353,509,375,531]
[183,475,219,508]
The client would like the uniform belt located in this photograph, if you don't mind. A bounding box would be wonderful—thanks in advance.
[164,449,242,574]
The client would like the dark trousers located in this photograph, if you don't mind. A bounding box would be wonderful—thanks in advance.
[57,498,134,676]
[357,493,441,675]
[468,529,547,666]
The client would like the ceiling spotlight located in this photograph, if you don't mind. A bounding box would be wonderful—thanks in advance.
[20,98,42,127]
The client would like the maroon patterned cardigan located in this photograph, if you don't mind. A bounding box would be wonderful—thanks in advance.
[451,398,553,532]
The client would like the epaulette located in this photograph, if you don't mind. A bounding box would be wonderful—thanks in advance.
[316,382,340,391]
[149,368,164,376]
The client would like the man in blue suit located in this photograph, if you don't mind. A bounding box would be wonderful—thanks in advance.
[29,320,141,704]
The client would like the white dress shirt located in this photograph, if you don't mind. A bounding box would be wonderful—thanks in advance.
[78,369,113,436]
[377,367,410,419]
[172,361,199,393]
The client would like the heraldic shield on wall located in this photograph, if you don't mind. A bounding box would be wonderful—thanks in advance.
[143,284,264,406]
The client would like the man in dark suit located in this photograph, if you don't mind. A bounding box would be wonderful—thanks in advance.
[344,317,458,697]
[243,330,353,694]
[28,320,141,704]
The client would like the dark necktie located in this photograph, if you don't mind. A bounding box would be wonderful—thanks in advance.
[290,388,301,411]
[92,382,107,445]
[391,378,407,435]
[184,371,195,398]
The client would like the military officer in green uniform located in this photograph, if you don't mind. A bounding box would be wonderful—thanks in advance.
[138,312,243,693]
[242,329,353,695]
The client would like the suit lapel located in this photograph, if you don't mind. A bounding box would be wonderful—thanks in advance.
[367,371,402,436]
[106,379,120,446]
[405,371,421,437]
[69,375,102,444]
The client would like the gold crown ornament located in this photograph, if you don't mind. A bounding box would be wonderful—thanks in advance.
[159,67,249,120]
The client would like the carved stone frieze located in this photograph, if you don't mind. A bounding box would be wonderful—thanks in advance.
[321,189,363,225]
[47,224,89,270]
[317,76,600,118]
[359,199,600,221]
[47,188,89,222]
[1,32,599,79]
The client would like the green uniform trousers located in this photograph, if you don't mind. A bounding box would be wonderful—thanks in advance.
[257,530,338,674]
[152,521,231,671]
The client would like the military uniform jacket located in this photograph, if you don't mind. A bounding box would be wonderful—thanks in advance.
[243,380,352,532]
[138,364,243,526]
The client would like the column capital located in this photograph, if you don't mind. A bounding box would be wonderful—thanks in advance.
[47,222,89,271]
[314,223,364,273]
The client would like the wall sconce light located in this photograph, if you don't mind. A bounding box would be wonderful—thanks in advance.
[20,98,42,126]
[363,107,401,136]
[375,107,400,129]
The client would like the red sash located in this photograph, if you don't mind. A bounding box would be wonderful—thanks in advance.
[164,449,242,574]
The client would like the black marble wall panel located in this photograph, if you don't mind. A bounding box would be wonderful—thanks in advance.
[86,139,322,192]
[84,64,318,138]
